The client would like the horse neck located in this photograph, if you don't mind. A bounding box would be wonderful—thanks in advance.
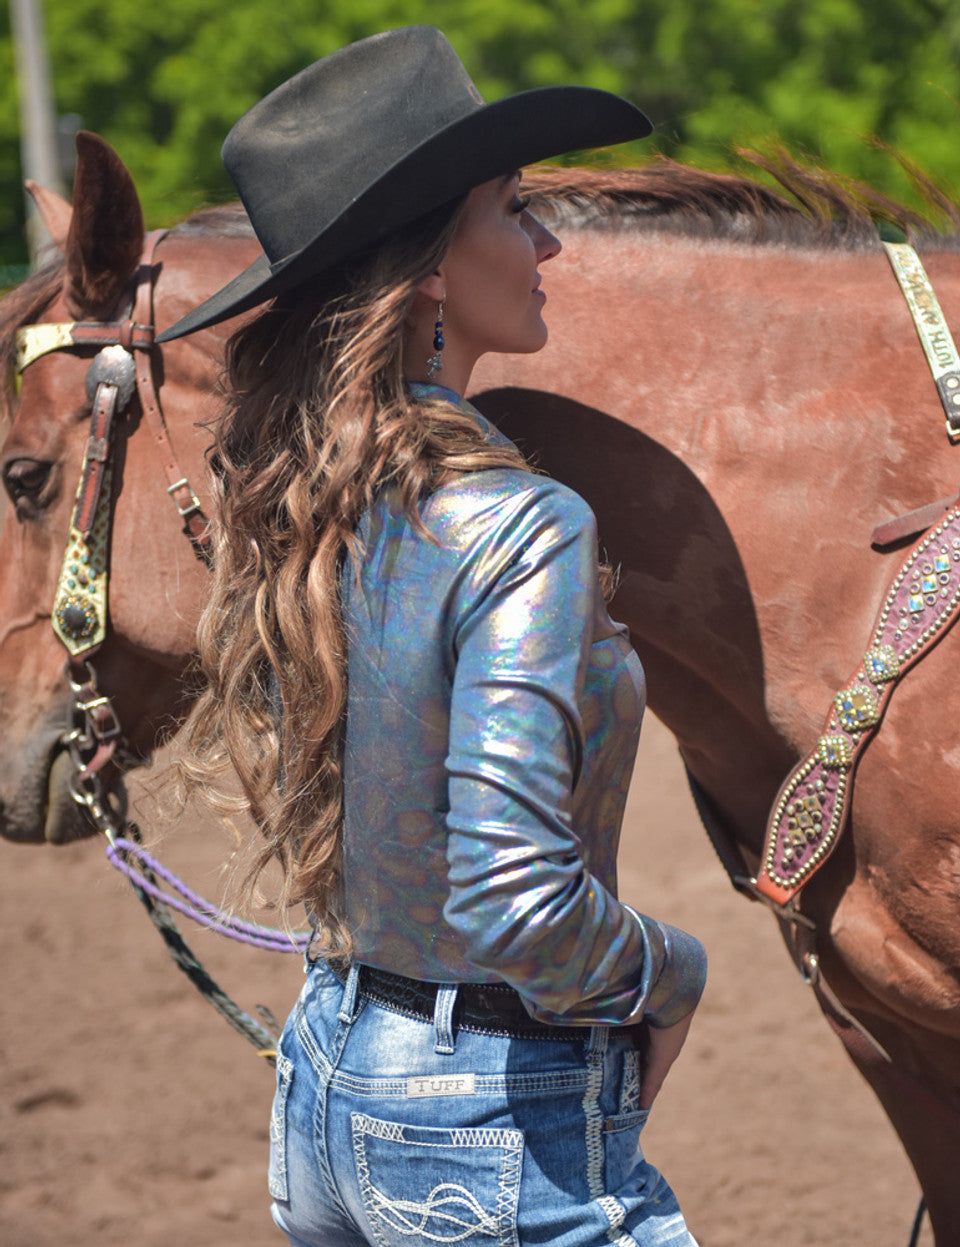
[473,229,960,849]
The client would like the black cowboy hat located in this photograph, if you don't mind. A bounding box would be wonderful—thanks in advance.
[157,26,651,343]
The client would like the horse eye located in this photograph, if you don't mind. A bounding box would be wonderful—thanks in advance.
[2,457,54,515]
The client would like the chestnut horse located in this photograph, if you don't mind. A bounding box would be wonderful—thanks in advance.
[3,135,960,1241]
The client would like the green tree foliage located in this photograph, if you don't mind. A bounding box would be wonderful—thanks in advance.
[2,0,959,263]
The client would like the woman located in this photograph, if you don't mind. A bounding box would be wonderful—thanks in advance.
[160,26,707,1247]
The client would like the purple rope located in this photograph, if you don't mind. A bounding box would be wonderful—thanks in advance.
[106,837,310,953]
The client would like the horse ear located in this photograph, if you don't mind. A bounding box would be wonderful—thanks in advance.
[63,131,144,320]
[24,181,72,251]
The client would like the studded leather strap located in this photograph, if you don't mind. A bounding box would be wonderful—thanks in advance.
[15,230,212,563]
[131,232,212,560]
[756,506,960,905]
[15,320,155,372]
[73,383,120,535]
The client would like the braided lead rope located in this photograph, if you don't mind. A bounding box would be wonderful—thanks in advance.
[119,824,280,1058]
[66,711,287,1057]
[106,836,309,953]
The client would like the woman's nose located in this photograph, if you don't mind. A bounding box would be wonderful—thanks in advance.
[526,214,562,263]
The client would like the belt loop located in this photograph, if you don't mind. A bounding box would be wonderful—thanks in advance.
[338,962,362,1024]
[433,984,459,1055]
[586,1024,608,1060]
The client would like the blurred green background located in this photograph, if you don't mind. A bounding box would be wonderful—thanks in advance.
[3,0,960,268]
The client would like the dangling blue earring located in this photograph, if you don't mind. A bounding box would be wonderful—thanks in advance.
[426,301,444,379]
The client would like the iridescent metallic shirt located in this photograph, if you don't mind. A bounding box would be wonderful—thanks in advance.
[340,384,706,1027]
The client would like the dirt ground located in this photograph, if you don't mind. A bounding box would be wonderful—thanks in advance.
[0,714,931,1247]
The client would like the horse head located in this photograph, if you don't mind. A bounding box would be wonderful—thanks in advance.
[0,133,259,843]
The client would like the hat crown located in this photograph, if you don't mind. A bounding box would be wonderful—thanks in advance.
[156,27,651,344]
[223,27,483,264]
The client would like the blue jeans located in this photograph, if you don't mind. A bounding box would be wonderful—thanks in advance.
[269,961,699,1247]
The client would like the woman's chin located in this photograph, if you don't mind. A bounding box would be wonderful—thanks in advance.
[515,322,550,354]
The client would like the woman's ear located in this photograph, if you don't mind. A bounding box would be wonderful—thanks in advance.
[416,269,445,302]
[404,285,441,341]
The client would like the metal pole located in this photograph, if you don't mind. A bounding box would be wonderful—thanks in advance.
[10,0,66,265]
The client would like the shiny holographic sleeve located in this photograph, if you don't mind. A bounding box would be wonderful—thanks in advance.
[443,481,706,1027]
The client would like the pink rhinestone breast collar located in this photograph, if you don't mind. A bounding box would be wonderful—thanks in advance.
[756,506,960,905]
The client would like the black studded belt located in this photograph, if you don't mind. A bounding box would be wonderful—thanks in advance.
[330,961,590,1042]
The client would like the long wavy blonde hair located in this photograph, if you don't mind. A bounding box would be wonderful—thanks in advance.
[183,198,532,954]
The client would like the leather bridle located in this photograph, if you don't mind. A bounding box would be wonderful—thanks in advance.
[15,228,211,835]
[13,233,286,1057]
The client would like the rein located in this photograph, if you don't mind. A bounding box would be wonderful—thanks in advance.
[15,232,306,1061]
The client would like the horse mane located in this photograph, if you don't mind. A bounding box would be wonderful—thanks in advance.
[524,152,960,252]
[0,257,66,401]
[2,155,958,387]
[167,203,253,239]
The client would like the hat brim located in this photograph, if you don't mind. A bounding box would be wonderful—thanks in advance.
[157,85,650,343]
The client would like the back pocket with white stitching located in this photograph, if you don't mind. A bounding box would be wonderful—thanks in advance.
[351,1111,523,1246]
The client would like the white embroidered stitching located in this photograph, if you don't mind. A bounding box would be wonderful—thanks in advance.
[365,1181,499,1241]
[496,1132,523,1247]
[351,1114,523,1244]
[582,1042,605,1200]
[449,1127,514,1149]
[352,1116,388,1247]
[598,1194,635,1247]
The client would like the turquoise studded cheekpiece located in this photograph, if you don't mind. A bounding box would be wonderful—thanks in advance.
[51,469,111,656]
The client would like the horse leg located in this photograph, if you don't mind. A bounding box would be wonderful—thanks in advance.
[834,1017,960,1246]
[812,893,960,1247]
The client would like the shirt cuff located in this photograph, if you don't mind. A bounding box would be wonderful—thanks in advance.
[624,905,707,1028]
